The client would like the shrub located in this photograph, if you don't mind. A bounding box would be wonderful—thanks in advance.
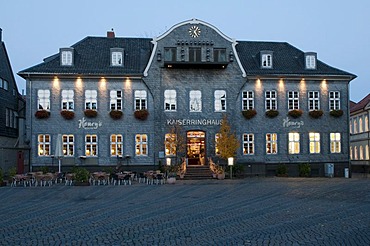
[288,109,303,118]
[298,163,311,177]
[309,110,323,119]
[134,109,149,120]
[109,110,123,120]
[276,164,288,177]
[35,110,50,119]
[60,110,75,120]
[330,109,343,118]
[265,109,279,118]
[242,109,257,119]
[72,167,90,182]
[84,109,97,118]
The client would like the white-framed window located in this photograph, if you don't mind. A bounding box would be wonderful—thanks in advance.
[85,90,97,110]
[61,50,73,66]
[242,91,254,110]
[305,55,316,69]
[288,132,300,154]
[38,134,50,156]
[62,134,74,156]
[309,132,320,154]
[164,90,176,111]
[165,133,176,156]
[266,133,277,154]
[366,145,369,160]
[243,133,254,155]
[354,120,358,134]
[37,89,50,111]
[61,90,74,110]
[135,134,148,156]
[288,91,299,110]
[308,91,320,111]
[6,108,17,129]
[111,51,123,66]
[329,91,340,110]
[365,116,369,132]
[3,80,8,91]
[330,133,341,153]
[214,90,226,112]
[190,90,202,112]
[265,90,277,110]
[110,90,122,110]
[354,146,358,160]
[135,90,147,110]
[360,146,364,160]
[359,118,363,133]
[261,53,272,68]
[215,133,220,155]
[111,134,123,157]
[85,134,98,157]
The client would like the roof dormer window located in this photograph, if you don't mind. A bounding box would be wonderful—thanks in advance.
[305,52,317,69]
[60,48,74,66]
[261,51,273,68]
[111,48,124,66]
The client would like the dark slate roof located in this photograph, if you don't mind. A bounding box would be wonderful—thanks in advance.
[350,94,370,113]
[235,41,355,77]
[19,37,153,76]
[0,41,17,85]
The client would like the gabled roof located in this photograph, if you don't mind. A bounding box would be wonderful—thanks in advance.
[19,37,153,77]
[236,41,355,78]
[350,94,370,114]
[0,40,18,89]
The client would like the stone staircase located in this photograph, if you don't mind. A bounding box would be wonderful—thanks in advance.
[182,165,214,180]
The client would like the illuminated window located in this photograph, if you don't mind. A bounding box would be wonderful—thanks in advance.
[85,90,97,110]
[288,132,300,154]
[164,90,176,111]
[330,133,341,153]
[215,133,220,155]
[61,90,74,110]
[190,90,202,112]
[354,120,358,134]
[242,91,254,110]
[329,91,340,110]
[360,146,364,160]
[243,134,254,155]
[38,134,50,156]
[85,134,98,156]
[111,134,123,157]
[37,89,50,111]
[354,146,358,160]
[288,91,299,110]
[136,134,148,156]
[214,90,226,112]
[62,135,74,156]
[266,133,277,154]
[350,147,353,160]
[110,90,122,110]
[365,116,369,131]
[135,90,147,110]
[165,133,176,156]
[308,91,320,111]
[265,90,277,110]
[366,145,369,160]
[359,118,363,133]
[309,132,320,154]
[111,49,123,66]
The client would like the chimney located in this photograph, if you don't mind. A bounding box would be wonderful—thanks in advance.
[107,28,115,38]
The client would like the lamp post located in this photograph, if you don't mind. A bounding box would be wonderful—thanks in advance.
[228,157,234,179]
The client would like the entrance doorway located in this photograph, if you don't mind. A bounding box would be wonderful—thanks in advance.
[187,131,205,165]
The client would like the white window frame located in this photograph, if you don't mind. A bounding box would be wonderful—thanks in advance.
[61,50,73,66]
[359,118,363,133]
[111,51,123,66]
[85,90,97,110]
[111,134,123,157]
[214,90,226,112]
[288,132,300,154]
[38,134,50,156]
[135,90,147,110]
[360,146,364,160]
[309,132,320,154]
[243,133,254,155]
[330,133,341,153]
[354,146,358,160]
[265,90,277,110]
[308,91,320,111]
[261,53,272,68]
[329,91,340,110]
[164,90,177,111]
[288,91,299,110]
[242,91,254,110]
[266,133,277,154]
[85,134,98,157]
[305,55,316,69]
[110,90,123,111]
[165,133,176,156]
[61,90,74,111]
[190,90,202,112]
[136,134,148,156]
[62,134,74,156]
[37,89,50,111]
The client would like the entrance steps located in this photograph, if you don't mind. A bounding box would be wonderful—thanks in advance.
[182,165,213,180]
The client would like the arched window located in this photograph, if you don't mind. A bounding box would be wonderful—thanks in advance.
[354,120,358,134]
[350,146,353,160]
[366,145,369,160]
[359,118,363,133]
[365,116,369,132]
[360,146,364,160]
[354,146,358,160]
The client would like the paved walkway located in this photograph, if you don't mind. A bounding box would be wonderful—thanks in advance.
[0,177,369,245]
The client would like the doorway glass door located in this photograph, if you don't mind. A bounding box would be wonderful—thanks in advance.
[187,131,205,165]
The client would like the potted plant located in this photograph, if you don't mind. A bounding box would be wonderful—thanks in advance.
[330,109,343,118]
[309,110,323,119]
[60,110,75,120]
[298,163,311,177]
[242,109,257,119]
[109,110,123,120]
[288,109,303,118]
[166,164,179,184]
[35,110,50,119]
[217,166,225,180]
[134,109,149,120]
[265,109,279,118]
[276,164,288,177]
[73,167,90,186]
[84,109,97,118]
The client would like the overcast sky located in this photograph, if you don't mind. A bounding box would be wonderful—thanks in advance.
[1,0,368,102]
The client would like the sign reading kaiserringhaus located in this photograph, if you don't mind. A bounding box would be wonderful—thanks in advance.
[166,119,222,126]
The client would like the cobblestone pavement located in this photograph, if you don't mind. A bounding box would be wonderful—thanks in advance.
[1,177,369,246]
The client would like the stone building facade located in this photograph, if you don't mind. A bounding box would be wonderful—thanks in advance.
[19,19,355,176]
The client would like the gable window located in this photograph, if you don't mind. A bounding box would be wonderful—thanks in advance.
[329,91,340,110]
[61,90,74,111]
[330,133,341,153]
[288,132,300,154]
[288,91,299,110]
[111,134,123,156]
[85,90,97,110]
[37,89,50,111]
[110,90,122,110]
[135,90,147,110]
[189,90,202,112]
[305,53,317,69]
[165,133,176,156]
[62,134,74,156]
[6,108,17,129]
[266,133,277,154]
[243,133,254,155]
[261,52,273,68]
[60,48,74,66]
[136,134,148,156]
[309,132,320,154]
[308,91,320,111]
[3,80,8,91]
[38,134,50,156]
[242,91,254,110]
[214,49,226,62]
[189,47,201,62]
[164,48,177,62]
[85,134,98,156]
[265,90,277,110]
[111,48,124,66]
[214,90,226,112]
[164,90,176,111]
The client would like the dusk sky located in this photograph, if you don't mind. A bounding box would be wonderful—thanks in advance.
[1,0,368,102]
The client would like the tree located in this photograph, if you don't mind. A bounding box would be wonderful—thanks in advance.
[165,123,187,165]
[216,114,240,160]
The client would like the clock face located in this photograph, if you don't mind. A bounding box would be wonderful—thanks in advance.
[189,26,201,38]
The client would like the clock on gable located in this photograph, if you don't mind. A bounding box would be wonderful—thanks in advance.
[188,26,201,38]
